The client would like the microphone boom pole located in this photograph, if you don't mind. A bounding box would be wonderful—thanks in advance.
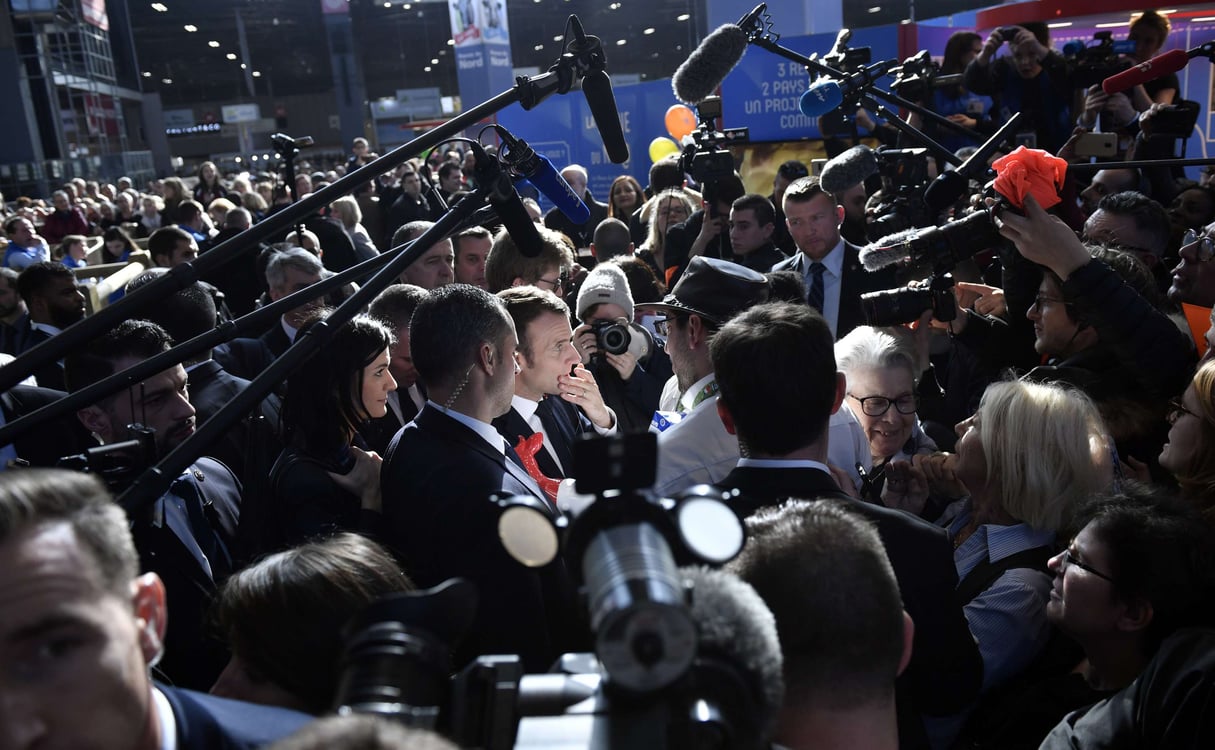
[0,32,603,394]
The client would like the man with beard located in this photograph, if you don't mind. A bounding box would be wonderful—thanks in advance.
[65,319,243,691]
[15,261,86,389]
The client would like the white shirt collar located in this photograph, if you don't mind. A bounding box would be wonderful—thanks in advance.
[677,373,717,412]
[511,393,541,422]
[280,316,299,344]
[737,457,832,474]
[427,401,506,454]
[28,321,63,337]
[804,237,845,278]
[151,686,178,750]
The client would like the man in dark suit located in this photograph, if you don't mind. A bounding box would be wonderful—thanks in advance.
[381,284,584,671]
[493,286,615,484]
[14,261,87,390]
[770,176,897,340]
[360,284,428,455]
[542,163,608,253]
[215,247,323,380]
[0,469,310,750]
[0,384,92,468]
[709,302,982,750]
[66,319,244,690]
[0,266,32,356]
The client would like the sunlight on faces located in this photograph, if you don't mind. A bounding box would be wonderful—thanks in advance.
[516,311,580,401]
[847,366,917,462]
[360,348,397,419]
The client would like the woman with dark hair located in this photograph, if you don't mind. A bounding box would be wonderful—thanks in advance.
[269,314,397,548]
[210,532,415,714]
[607,175,644,221]
[193,160,228,205]
[956,485,1215,748]
[914,31,993,154]
[101,225,136,264]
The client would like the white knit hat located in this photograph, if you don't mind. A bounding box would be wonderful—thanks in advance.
[576,262,635,321]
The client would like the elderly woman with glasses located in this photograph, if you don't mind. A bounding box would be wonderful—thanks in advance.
[834,325,937,503]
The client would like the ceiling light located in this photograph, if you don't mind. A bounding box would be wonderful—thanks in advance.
[616,39,626,46]
[183,24,197,32]
[430,58,439,64]
[1193,15,1215,21]
[1095,21,1129,28]
[643,27,655,34]
[252,71,261,77]
[240,63,247,69]
[161,78,172,84]
[553,35,562,41]
[1047,21,1072,28]
[868,6,881,12]
[447,39,454,46]
[383,1,391,6]
[609,2,621,8]
[676,13,690,21]
[424,66,432,72]
[208,40,220,47]
[226,52,237,60]
[403,3,411,8]
[141,71,151,77]
[151,3,167,11]
[533,44,543,51]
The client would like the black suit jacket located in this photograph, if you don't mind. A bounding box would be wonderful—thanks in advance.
[381,405,584,670]
[717,465,983,749]
[0,385,92,467]
[188,359,282,480]
[159,685,311,749]
[770,241,897,340]
[492,397,591,479]
[19,327,67,390]
[214,324,291,381]
[131,458,242,690]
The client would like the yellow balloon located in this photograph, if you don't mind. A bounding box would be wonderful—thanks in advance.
[665,104,698,141]
[649,137,680,163]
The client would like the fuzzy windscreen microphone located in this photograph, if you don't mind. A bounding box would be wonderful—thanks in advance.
[820,144,879,196]
[672,23,750,105]
[680,565,785,744]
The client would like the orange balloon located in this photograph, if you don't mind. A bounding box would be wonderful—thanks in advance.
[664,104,698,141]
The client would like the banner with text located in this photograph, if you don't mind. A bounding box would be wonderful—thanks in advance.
[448,0,514,114]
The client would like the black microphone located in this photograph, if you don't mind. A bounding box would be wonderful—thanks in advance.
[922,111,1024,213]
[568,17,629,164]
[680,566,785,748]
[474,144,543,258]
[672,23,751,105]
[819,144,879,195]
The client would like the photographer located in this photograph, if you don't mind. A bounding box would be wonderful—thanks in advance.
[662,172,747,287]
[965,22,1075,153]
[573,262,672,433]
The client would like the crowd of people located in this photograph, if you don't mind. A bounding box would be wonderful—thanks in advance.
[1,9,1215,749]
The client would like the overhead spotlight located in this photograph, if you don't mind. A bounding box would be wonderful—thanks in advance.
[252,71,261,77]
[643,27,655,34]
[151,3,167,11]
[676,13,689,21]
[161,78,172,84]
[183,24,197,32]
[226,52,237,60]
[208,40,220,47]
[615,39,626,46]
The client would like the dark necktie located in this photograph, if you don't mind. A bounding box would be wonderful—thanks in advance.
[807,262,826,313]
[172,473,232,580]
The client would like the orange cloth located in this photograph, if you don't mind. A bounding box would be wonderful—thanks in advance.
[992,146,1068,211]
[1182,303,1212,359]
[514,433,560,504]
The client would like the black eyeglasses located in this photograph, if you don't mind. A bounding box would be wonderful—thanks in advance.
[1061,548,1116,584]
[848,393,918,417]
[654,314,686,337]
[1181,229,1215,262]
[536,273,569,293]
[1030,293,1070,311]
[1168,397,1201,425]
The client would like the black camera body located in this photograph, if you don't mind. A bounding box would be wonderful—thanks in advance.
[591,320,631,356]
[861,273,957,327]
[677,96,749,185]
[1064,32,1135,89]
[867,148,935,240]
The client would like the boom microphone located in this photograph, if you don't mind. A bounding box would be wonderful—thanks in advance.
[567,17,630,164]
[859,206,1003,272]
[672,24,750,105]
[1102,48,1189,94]
[680,566,785,748]
[922,111,1024,213]
[474,143,544,258]
[820,144,879,195]
[798,59,901,118]
[500,130,591,224]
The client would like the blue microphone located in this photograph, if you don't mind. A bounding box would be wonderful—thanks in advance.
[799,79,845,118]
[501,132,591,224]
